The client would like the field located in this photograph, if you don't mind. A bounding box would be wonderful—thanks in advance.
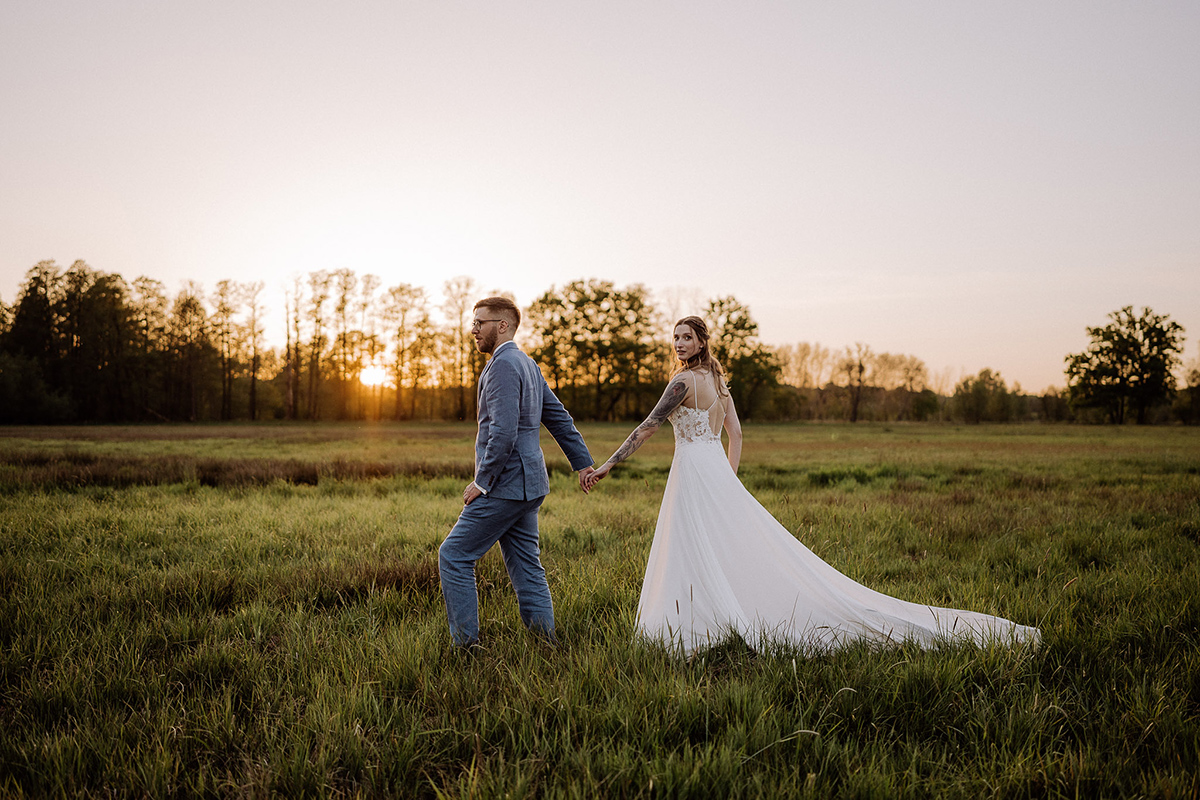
[1,422,1198,798]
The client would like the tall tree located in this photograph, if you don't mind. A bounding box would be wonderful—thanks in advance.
[837,342,873,423]
[7,261,61,368]
[526,279,659,420]
[407,311,437,420]
[283,275,304,420]
[705,296,781,419]
[242,281,266,421]
[55,261,93,396]
[777,342,834,389]
[526,290,574,397]
[166,283,212,421]
[355,273,382,419]
[867,351,929,421]
[331,268,357,419]
[382,283,427,420]
[1,262,72,422]
[441,276,478,420]
[952,368,1015,423]
[77,271,136,420]
[898,355,928,394]
[1065,306,1185,424]
[129,277,169,420]
[210,280,240,420]
[305,271,332,420]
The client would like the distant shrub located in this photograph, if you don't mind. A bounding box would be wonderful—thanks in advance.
[0,451,474,491]
[951,369,1017,423]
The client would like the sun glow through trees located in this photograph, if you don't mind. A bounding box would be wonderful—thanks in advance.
[359,364,389,388]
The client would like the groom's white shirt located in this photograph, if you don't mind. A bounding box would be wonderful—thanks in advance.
[471,340,517,495]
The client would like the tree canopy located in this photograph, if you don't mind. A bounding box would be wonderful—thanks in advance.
[1065,306,1185,424]
[952,368,1017,423]
[526,279,660,421]
[704,296,781,417]
[3,261,1193,425]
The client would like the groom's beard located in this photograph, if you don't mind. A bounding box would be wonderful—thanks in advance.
[475,329,498,354]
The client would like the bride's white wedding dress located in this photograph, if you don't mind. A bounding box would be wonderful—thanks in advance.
[636,376,1040,656]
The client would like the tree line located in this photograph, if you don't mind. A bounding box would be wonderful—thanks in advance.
[1,260,1196,425]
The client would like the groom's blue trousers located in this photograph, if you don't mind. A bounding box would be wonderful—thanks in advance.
[438,493,554,646]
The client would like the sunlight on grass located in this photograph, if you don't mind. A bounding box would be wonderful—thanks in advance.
[1,422,1198,796]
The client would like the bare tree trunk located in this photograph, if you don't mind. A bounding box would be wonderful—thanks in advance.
[284,293,293,420]
[306,271,331,420]
[291,285,302,420]
[441,276,478,421]
[249,349,259,421]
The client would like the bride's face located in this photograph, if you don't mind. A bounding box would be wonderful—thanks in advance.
[674,324,701,363]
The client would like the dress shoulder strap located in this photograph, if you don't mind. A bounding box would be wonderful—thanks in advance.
[707,374,722,410]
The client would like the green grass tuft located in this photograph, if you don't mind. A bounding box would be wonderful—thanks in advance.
[0,422,1198,797]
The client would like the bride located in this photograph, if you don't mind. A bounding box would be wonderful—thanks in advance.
[586,316,1039,656]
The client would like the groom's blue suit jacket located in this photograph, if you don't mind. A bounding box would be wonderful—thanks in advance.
[474,342,593,501]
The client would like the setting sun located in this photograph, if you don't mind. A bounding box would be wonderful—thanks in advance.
[359,365,389,388]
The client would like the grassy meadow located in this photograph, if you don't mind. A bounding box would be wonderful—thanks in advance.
[1,421,1198,798]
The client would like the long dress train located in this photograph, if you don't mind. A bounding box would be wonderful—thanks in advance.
[635,396,1040,657]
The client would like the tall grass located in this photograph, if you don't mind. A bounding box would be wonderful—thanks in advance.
[0,423,1198,797]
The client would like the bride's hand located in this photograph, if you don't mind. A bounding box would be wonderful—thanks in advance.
[586,463,611,490]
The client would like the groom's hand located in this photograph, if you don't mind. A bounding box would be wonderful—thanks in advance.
[463,482,483,506]
[578,466,596,494]
[585,463,611,491]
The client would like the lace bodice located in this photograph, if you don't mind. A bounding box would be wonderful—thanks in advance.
[669,404,722,445]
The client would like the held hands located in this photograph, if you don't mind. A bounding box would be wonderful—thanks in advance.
[469,466,607,501]
[583,463,611,492]
[577,466,596,494]
[471,469,603,500]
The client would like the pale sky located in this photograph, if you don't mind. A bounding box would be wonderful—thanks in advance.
[3,1,1198,392]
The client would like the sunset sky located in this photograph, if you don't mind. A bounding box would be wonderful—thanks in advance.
[3,1,1198,392]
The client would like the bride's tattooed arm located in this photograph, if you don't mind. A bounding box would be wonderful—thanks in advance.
[602,378,688,468]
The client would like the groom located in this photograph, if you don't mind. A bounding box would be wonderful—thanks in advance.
[438,296,595,648]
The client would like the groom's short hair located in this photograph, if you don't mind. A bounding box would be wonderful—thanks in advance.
[474,296,521,328]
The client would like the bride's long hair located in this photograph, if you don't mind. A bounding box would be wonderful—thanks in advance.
[671,316,730,396]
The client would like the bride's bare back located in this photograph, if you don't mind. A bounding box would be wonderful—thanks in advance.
[680,368,727,439]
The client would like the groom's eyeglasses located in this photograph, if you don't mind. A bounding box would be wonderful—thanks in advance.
[471,319,504,331]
